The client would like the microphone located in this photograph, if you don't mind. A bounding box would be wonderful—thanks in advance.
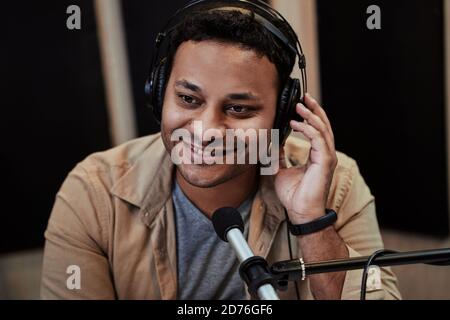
[212,207,280,300]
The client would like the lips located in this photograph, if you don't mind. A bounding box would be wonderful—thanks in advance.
[191,144,205,156]
[177,142,240,165]
[186,142,235,156]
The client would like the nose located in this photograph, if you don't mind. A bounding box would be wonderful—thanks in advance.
[190,103,227,146]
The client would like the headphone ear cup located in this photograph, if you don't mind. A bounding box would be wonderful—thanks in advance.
[287,78,302,123]
[275,78,293,129]
[276,78,301,144]
[145,58,168,124]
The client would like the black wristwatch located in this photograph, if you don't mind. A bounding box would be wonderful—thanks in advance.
[287,209,337,236]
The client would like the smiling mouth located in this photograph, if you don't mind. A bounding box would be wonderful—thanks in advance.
[185,142,237,157]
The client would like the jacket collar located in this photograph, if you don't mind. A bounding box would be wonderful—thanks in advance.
[110,135,174,226]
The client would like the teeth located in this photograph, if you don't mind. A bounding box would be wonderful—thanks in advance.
[194,146,203,155]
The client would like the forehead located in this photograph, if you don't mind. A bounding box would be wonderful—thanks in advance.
[170,40,279,95]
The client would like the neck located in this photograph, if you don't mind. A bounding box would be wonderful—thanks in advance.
[175,167,259,219]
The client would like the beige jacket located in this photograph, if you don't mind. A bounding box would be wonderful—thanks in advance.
[41,133,401,300]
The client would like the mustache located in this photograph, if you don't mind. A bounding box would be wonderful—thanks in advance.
[176,136,249,151]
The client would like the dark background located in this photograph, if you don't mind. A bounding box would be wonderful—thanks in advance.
[317,0,448,235]
[1,0,111,253]
[1,0,448,254]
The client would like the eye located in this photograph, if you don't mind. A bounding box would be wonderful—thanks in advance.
[225,105,259,119]
[227,105,247,113]
[177,94,201,106]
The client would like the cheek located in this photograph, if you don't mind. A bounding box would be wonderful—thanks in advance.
[230,110,277,150]
[160,98,192,153]
[246,98,278,131]
[161,97,190,134]
[239,107,277,131]
[267,102,278,128]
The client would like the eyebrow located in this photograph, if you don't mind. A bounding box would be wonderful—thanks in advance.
[175,80,202,93]
[175,79,260,102]
[226,92,260,101]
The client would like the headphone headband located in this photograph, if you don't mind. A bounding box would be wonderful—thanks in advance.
[146,0,307,144]
[155,0,306,71]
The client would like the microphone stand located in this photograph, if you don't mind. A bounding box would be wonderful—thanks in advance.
[227,229,280,300]
[270,247,450,284]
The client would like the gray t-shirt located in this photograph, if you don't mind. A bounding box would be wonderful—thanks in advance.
[172,181,253,300]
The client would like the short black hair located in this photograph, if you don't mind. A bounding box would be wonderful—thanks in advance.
[165,8,296,92]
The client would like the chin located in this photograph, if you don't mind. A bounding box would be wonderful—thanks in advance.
[177,163,249,188]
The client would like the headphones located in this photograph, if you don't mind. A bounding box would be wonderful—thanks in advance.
[145,0,307,144]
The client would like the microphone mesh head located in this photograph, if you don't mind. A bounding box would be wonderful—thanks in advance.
[212,207,244,242]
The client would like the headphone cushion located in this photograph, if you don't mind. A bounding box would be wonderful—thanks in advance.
[276,77,301,143]
[153,59,169,122]
[277,78,294,125]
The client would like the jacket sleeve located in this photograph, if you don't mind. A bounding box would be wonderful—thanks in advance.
[333,158,401,300]
[41,164,116,299]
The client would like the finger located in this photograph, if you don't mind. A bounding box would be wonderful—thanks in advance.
[296,103,334,152]
[304,93,334,141]
[290,120,330,157]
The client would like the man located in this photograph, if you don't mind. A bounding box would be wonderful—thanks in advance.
[41,5,401,300]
